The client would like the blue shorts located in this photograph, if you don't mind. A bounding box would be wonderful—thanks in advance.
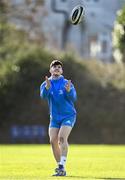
[49,115,76,128]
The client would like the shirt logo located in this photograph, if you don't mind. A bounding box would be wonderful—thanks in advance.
[59,90,63,95]
[66,120,71,125]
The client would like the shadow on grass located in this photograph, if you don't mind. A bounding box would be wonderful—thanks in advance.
[66,176,125,180]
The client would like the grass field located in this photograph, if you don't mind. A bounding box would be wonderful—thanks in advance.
[0,145,125,180]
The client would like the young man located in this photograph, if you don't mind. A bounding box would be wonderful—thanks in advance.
[40,60,77,176]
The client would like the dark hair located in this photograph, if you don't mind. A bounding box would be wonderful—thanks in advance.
[50,60,63,68]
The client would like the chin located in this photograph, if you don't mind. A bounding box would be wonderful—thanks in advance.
[53,73,60,76]
[54,74,60,77]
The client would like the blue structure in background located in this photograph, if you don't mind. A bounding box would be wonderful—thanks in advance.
[10,125,47,144]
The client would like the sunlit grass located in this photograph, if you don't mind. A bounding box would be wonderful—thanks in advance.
[0,145,125,180]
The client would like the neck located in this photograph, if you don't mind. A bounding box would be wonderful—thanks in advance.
[52,75,62,79]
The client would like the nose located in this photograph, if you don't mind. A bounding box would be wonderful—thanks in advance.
[55,67,59,70]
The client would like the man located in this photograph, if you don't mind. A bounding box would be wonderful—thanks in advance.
[40,60,77,176]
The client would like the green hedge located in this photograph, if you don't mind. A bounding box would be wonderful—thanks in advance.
[1,49,125,144]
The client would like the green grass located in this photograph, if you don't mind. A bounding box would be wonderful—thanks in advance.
[0,145,125,180]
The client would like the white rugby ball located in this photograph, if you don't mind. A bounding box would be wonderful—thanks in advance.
[70,5,85,25]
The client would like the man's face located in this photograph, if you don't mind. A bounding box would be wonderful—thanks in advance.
[50,64,63,77]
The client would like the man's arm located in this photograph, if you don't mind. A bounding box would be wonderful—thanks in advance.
[40,76,51,99]
[65,80,77,102]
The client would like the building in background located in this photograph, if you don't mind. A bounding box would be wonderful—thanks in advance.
[9,0,125,62]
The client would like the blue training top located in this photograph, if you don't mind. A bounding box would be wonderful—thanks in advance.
[40,75,77,121]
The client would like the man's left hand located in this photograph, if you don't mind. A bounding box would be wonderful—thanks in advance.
[65,80,71,92]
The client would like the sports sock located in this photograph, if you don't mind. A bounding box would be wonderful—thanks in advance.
[59,156,66,168]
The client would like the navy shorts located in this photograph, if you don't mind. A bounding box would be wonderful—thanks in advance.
[49,115,76,128]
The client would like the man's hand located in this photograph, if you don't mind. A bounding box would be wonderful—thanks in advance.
[45,76,51,90]
[65,80,71,92]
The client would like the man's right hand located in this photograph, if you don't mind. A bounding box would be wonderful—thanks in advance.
[45,76,51,90]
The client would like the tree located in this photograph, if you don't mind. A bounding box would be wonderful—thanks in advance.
[113,6,125,63]
[0,0,46,61]
[0,0,8,44]
[8,0,45,44]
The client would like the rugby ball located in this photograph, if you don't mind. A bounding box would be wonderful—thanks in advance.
[70,5,85,25]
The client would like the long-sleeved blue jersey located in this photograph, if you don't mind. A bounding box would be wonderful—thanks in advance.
[40,75,77,121]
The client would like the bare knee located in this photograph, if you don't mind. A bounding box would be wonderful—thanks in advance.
[50,137,58,145]
[58,136,67,145]
[59,136,64,144]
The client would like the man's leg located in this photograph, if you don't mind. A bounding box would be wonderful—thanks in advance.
[58,126,72,168]
[49,127,60,163]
